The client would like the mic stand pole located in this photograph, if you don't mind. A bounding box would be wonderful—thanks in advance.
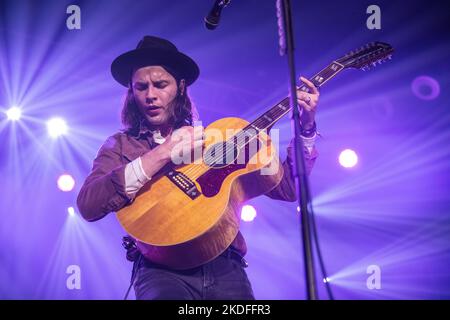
[276,0,318,300]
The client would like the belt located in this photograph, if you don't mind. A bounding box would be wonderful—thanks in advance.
[137,248,249,271]
[221,247,249,268]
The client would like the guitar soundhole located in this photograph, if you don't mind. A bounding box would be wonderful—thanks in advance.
[203,142,239,168]
[197,141,259,198]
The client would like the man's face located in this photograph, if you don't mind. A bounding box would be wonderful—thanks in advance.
[132,66,179,128]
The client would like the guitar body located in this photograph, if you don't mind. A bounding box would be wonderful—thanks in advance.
[116,117,283,269]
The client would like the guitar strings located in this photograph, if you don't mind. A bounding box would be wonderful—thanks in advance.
[182,78,328,179]
[183,130,259,179]
[182,105,287,179]
[182,93,300,179]
[183,105,284,177]
[178,60,374,179]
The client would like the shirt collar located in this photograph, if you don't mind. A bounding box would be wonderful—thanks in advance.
[131,119,153,139]
[132,120,166,144]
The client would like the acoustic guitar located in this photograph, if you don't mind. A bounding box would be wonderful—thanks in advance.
[117,42,394,269]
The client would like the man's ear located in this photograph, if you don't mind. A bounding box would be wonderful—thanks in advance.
[179,79,186,96]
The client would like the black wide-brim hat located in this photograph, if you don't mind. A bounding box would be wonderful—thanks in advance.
[111,35,200,87]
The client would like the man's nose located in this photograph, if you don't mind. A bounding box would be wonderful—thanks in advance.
[146,87,158,103]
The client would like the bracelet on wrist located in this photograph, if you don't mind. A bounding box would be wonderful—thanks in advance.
[300,122,317,138]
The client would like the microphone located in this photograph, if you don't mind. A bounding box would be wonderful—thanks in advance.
[204,0,231,30]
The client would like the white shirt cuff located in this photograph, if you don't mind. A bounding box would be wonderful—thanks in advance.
[300,132,318,154]
[125,157,151,196]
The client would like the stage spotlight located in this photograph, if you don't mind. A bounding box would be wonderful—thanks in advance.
[6,106,22,121]
[339,149,358,168]
[241,205,257,222]
[57,174,75,192]
[67,207,75,217]
[323,277,331,283]
[47,117,68,138]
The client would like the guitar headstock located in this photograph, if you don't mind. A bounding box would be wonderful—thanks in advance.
[336,42,394,71]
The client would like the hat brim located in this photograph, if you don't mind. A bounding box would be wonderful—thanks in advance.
[111,47,199,87]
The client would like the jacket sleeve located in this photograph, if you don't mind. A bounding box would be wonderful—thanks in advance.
[265,138,318,202]
[77,135,132,222]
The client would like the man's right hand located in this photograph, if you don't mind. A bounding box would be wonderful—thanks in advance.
[140,126,204,179]
[160,125,205,164]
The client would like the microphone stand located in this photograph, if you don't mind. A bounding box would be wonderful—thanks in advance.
[276,0,318,300]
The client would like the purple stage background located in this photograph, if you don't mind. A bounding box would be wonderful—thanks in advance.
[0,0,449,299]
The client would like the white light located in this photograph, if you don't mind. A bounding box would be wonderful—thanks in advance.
[6,106,22,121]
[57,174,75,192]
[339,149,358,168]
[67,207,75,217]
[47,117,68,138]
[323,277,331,283]
[241,205,257,222]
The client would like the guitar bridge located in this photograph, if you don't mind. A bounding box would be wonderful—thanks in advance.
[166,170,201,200]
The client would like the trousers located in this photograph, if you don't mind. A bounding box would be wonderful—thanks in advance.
[133,248,255,300]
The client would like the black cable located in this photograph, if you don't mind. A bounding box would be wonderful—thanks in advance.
[308,201,335,299]
[124,254,142,300]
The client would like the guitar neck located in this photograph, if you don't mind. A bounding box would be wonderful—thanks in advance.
[244,61,346,133]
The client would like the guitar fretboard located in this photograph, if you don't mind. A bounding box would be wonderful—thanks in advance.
[236,61,345,143]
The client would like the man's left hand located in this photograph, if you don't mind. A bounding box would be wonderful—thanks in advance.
[296,76,319,130]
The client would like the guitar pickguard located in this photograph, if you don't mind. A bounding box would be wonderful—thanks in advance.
[197,139,260,197]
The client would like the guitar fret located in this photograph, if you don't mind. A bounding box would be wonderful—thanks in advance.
[278,103,288,111]
[263,114,272,122]
[313,75,325,84]
[243,60,347,137]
